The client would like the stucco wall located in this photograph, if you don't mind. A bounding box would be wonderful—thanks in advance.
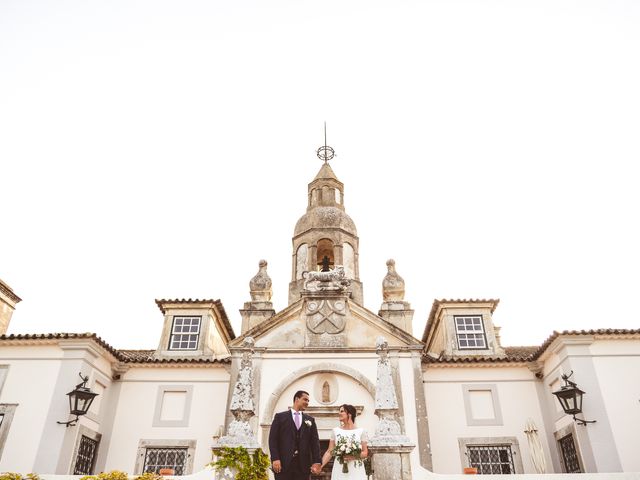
[424,366,549,474]
[0,346,64,471]
[590,340,640,472]
[104,366,230,473]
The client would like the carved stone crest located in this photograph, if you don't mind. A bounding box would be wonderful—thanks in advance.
[306,299,346,334]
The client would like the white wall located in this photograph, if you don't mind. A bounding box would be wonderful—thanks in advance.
[104,366,230,473]
[424,366,550,474]
[590,340,640,472]
[0,345,64,472]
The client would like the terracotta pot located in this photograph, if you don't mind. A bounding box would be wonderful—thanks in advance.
[158,469,175,476]
[463,467,478,474]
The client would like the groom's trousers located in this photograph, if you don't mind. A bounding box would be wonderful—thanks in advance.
[276,457,310,480]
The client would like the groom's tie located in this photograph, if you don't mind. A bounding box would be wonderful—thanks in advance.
[294,411,301,429]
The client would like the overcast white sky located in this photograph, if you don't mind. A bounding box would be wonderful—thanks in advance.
[1,0,639,350]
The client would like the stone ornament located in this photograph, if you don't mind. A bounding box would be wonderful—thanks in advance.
[249,260,272,302]
[217,337,259,447]
[370,336,411,446]
[382,259,405,301]
[302,266,351,293]
[306,299,346,334]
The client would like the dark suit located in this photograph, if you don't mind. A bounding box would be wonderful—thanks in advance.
[268,410,321,480]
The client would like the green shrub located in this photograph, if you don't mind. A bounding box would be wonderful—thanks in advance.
[209,447,270,480]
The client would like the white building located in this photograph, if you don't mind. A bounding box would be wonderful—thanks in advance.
[1,157,639,477]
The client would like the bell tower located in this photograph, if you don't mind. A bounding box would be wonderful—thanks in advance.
[288,138,363,305]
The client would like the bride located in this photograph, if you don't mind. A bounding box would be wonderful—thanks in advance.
[320,404,369,479]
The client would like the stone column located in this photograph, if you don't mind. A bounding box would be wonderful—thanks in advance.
[214,337,259,449]
[369,337,415,480]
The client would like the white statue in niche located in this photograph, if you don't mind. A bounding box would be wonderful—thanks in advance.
[322,381,330,403]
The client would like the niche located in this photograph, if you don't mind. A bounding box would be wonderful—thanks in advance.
[316,239,335,271]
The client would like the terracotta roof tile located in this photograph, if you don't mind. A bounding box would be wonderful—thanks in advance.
[531,328,640,359]
[423,346,536,364]
[422,330,640,364]
[0,333,230,364]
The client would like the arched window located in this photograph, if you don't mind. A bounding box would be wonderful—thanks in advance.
[316,239,334,271]
[296,244,308,279]
[343,243,355,278]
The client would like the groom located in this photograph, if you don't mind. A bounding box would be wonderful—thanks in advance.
[269,390,321,479]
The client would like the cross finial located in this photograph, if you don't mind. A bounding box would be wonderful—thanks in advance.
[316,122,335,164]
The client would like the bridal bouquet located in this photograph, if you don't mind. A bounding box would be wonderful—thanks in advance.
[332,434,363,473]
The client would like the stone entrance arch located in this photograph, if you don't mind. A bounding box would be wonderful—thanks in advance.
[259,362,376,447]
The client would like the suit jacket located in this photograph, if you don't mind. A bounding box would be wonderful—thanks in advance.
[268,410,321,474]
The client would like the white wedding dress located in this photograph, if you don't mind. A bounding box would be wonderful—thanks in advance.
[330,427,369,480]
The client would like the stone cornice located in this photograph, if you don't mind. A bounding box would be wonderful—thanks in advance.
[0,279,21,305]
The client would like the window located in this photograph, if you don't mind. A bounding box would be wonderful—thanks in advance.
[168,316,201,350]
[467,445,515,474]
[559,433,581,473]
[0,404,18,460]
[455,315,487,349]
[458,437,523,474]
[73,435,99,475]
[143,447,188,475]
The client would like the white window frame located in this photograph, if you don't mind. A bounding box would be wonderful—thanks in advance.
[168,316,202,351]
[454,315,488,350]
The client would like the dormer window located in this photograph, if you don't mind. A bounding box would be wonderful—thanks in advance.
[455,315,488,350]
[169,316,201,350]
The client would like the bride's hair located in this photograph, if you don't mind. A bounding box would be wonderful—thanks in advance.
[341,404,357,422]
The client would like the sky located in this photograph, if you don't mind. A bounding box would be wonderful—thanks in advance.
[1,0,639,350]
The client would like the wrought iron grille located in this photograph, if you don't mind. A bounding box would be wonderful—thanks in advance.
[559,434,581,473]
[143,447,188,475]
[467,445,515,474]
[73,435,99,475]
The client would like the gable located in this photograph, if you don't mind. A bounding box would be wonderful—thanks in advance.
[230,295,423,350]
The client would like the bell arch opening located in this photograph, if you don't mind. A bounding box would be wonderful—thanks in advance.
[316,239,335,271]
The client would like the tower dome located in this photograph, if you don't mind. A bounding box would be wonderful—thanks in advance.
[288,159,363,305]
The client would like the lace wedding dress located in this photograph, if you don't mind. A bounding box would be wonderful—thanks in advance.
[331,427,369,480]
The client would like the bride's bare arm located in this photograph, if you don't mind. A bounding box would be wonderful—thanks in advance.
[321,439,335,468]
[361,441,368,458]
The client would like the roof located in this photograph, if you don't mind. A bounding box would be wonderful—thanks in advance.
[531,328,640,360]
[423,346,538,364]
[422,298,500,343]
[313,162,341,183]
[155,298,236,340]
[423,329,640,365]
[0,279,22,304]
[0,333,230,365]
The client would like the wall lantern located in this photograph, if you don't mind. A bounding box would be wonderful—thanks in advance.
[57,373,99,427]
[551,371,596,426]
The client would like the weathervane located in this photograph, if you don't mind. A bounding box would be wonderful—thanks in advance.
[316,122,335,164]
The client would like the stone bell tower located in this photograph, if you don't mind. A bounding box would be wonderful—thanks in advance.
[288,143,363,305]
